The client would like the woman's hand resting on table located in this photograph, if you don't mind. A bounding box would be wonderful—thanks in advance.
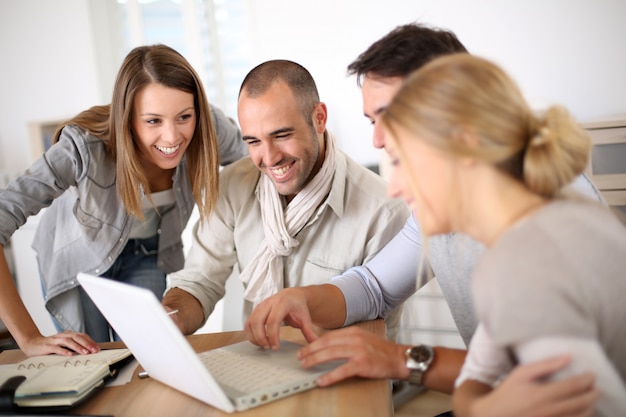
[18,330,100,357]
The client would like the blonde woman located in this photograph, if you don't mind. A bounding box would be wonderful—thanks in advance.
[0,44,246,355]
[381,54,625,416]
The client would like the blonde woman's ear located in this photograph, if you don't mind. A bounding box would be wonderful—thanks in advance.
[458,128,479,148]
[455,130,480,167]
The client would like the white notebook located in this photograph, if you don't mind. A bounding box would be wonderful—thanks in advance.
[77,273,341,412]
[0,349,131,408]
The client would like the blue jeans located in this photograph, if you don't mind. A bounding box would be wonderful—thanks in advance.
[77,235,165,342]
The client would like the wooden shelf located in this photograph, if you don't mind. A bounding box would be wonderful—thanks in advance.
[27,119,65,161]
[582,115,626,221]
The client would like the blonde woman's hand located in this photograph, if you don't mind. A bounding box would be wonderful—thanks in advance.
[461,356,599,417]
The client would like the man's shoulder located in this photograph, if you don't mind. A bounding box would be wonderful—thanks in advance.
[336,152,409,224]
[341,151,389,197]
[215,157,260,204]
[219,157,259,184]
[569,172,604,203]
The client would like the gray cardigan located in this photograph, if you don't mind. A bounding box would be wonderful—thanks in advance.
[0,106,246,331]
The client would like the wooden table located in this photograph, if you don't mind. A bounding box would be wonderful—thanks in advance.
[0,320,391,416]
[395,390,453,417]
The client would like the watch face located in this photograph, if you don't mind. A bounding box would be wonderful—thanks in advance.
[406,345,434,385]
[410,345,432,363]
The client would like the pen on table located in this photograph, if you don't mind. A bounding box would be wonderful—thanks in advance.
[167,309,178,316]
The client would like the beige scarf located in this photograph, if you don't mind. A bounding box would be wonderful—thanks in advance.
[241,132,336,305]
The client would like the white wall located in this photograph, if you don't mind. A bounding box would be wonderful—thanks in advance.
[0,0,104,177]
[244,0,626,167]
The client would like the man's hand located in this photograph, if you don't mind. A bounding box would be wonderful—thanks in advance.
[456,356,599,417]
[19,331,100,357]
[245,287,319,350]
[161,288,205,335]
[297,326,408,386]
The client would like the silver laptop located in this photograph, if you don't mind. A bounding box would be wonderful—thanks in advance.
[77,273,341,413]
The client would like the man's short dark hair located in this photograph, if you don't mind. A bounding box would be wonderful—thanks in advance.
[347,22,468,86]
[239,59,320,122]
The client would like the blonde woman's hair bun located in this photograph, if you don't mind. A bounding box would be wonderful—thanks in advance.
[524,105,591,197]
[530,116,558,149]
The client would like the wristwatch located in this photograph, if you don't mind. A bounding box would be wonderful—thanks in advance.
[405,344,434,386]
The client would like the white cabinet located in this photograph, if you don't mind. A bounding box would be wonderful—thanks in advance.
[582,116,626,221]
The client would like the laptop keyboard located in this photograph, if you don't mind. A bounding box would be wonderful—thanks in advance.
[199,348,314,393]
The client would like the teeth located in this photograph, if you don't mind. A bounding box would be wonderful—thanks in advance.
[155,144,181,155]
[271,166,290,176]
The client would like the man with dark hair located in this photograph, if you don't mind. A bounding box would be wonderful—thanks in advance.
[246,23,600,416]
[347,23,468,81]
[162,59,408,342]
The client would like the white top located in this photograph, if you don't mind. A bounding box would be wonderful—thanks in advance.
[129,189,176,239]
